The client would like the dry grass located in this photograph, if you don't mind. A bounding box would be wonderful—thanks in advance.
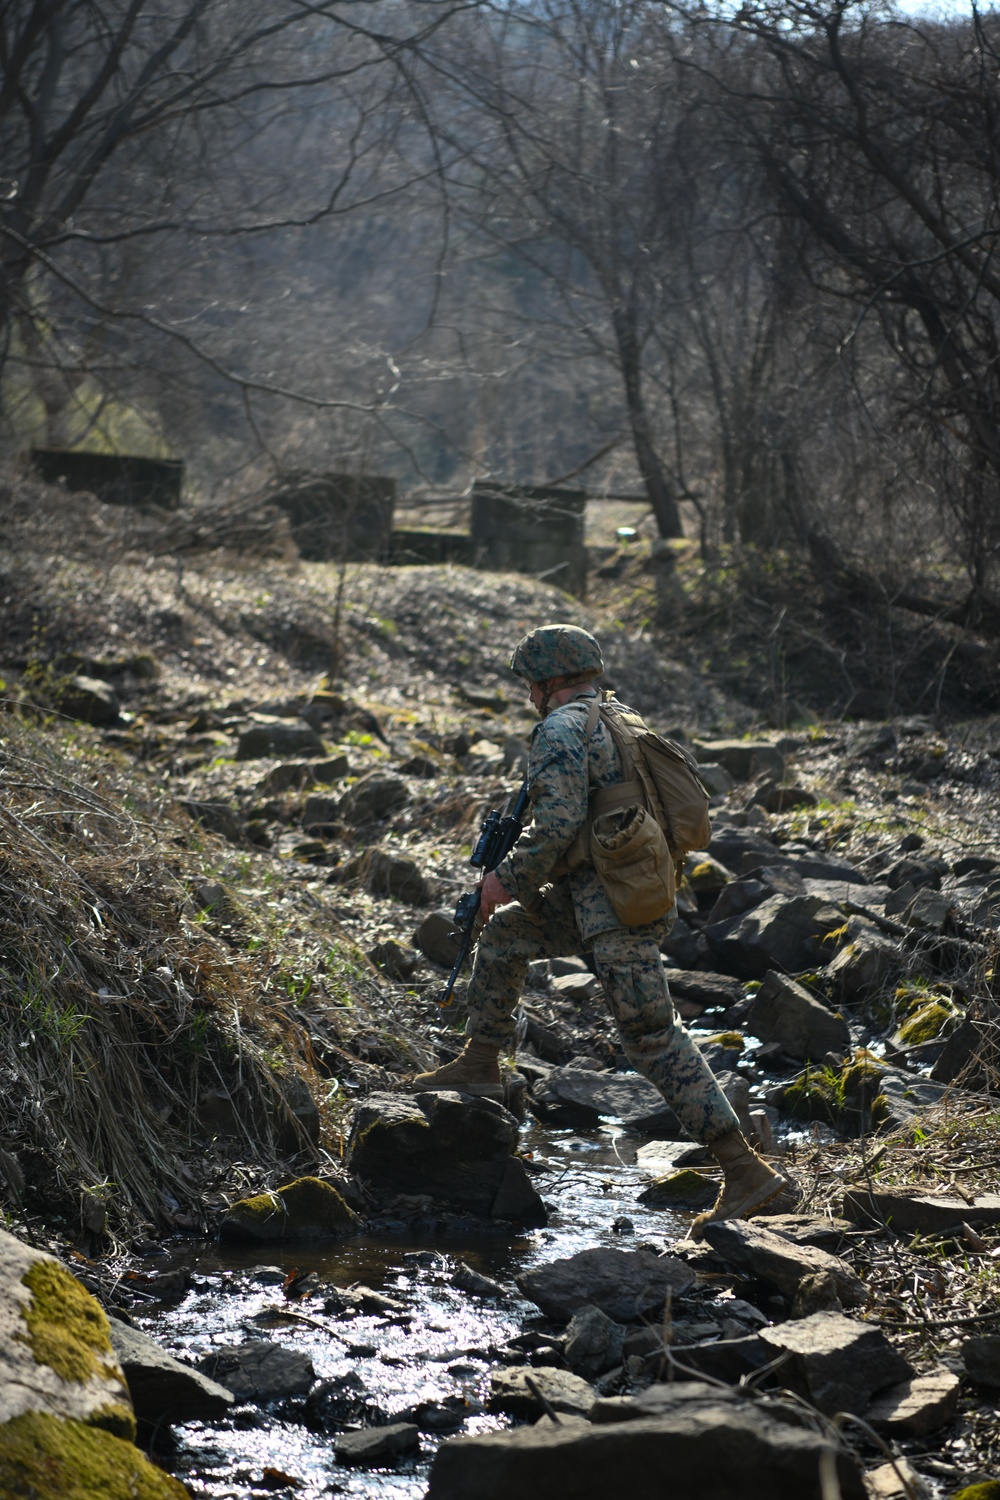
[0,707,393,1238]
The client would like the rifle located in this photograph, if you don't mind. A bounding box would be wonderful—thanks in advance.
[438,779,530,1008]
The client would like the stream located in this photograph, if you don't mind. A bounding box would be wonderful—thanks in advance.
[140,1124,701,1500]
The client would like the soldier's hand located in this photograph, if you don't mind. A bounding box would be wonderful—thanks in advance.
[479,869,512,922]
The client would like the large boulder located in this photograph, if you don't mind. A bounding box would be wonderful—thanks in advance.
[106,1321,234,1426]
[413,910,462,968]
[347,1092,545,1226]
[759,1312,912,1415]
[0,1227,188,1499]
[707,896,847,979]
[747,972,851,1062]
[220,1176,359,1242]
[55,674,120,726]
[530,1067,682,1136]
[338,772,410,824]
[517,1247,695,1323]
[427,1385,866,1500]
[236,720,325,759]
[700,1220,866,1308]
[693,740,786,782]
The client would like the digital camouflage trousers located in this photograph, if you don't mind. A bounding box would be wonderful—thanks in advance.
[465,881,739,1146]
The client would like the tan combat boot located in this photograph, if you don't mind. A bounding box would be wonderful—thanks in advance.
[408,1038,503,1101]
[690,1129,787,1240]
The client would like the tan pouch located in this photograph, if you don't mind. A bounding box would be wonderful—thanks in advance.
[590,804,676,926]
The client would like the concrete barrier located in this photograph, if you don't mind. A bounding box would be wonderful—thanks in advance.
[30,449,183,509]
[267,472,395,562]
[471,484,587,596]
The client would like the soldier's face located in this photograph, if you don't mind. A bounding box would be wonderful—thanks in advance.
[528,681,545,715]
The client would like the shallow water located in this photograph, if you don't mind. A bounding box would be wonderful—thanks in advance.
[145,1125,691,1499]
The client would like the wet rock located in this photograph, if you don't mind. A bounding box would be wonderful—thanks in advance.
[637,1169,717,1210]
[452,1263,508,1299]
[564,1305,627,1378]
[707,895,847,979]
[701,1220,865,1308]
[334,1422,420,1464]
[195,1341,315,1402]
[866,1369,961,1435]
[347,1092,545,1226]
[531,1066,682,1136]
[517,1247,695,1323]
[665,971,746,1013]
[842,1187,1000,1236]
[236,721,325,759]
[339,772,410,824]
[56,674,120,725]
[634,1141,711,1174]
[413,910,461,968]
[302,1372,386,1432]
[759,1312,912,1415]
[428,1387,866,1500]
[963,1335,1000,1388]
[179,799,245,844]
[693,740,786,782]
[488,1366,596,1419]
[747,971,851,1061]
[106,1321,234,1426]
[220,1176,358,1242]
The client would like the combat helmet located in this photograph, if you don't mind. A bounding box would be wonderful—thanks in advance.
[509,624,604,686]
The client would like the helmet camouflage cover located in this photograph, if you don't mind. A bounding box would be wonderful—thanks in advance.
[509,624,604,684]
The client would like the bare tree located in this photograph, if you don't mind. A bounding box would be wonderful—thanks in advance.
[0,0,469,451]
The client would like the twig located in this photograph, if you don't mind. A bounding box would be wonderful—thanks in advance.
[524,1375,561,1423]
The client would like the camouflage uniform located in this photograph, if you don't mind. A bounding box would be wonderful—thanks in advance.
[466,692,739,1146]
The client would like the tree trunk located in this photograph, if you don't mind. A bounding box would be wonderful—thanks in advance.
[611,303,683,538]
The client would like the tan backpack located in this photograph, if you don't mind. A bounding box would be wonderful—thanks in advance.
[561,693,712,925]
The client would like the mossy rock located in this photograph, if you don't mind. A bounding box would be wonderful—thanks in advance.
[953,1486,1000,1500]
[0,1411,187,1500]
[637,1169,718,1210]
[686,856,732,896]
[702,1032,745,1053]
[841,1049,888,1099]
[893,1000,956,1048]
[780,1070,842,1126]
[220,1175,359,1242]
[0,1229,134,1441]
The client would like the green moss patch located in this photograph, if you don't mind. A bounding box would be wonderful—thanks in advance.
[953,1485,1000,1500]
[894,1000,955,1047]
[15,1261,124,1406]
[0,1411,187,1500]
[220,1175,359,1242]
[637,1169,718,1209]
[702,1032,744,1052]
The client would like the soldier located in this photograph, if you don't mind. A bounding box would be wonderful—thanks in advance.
[411,624,788,1235]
